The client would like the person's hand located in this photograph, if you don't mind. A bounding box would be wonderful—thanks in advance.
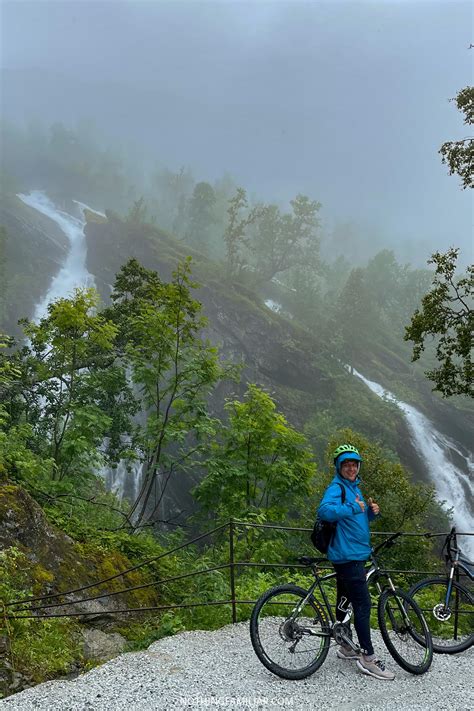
[368,497,380,515]
[355,494,365,512]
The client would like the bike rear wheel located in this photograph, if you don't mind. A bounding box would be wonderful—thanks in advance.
[407,577,474,654]
[250,583,330,680]
[378,588,433,675]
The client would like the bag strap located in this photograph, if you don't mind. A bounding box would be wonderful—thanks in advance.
[337,482,346,504]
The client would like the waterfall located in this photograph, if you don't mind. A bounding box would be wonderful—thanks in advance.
[16,191,138,502]
[17,191,96,320]
[352,367,473,557]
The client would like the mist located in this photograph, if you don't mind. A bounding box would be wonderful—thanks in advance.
[1,0,472,265]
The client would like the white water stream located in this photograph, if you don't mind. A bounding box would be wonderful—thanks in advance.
[17,191,96,320]
[352,368,473,557]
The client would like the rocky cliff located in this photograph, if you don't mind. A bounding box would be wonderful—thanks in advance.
[0,193,68,334]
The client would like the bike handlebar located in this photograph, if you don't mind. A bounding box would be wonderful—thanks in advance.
[371,531,402,555]
[422,527,460,562]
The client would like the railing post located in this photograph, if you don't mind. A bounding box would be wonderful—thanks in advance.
[229,518,237,623]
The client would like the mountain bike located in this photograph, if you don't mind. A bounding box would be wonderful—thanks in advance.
[250,532,433,679]
[407,527,473,654]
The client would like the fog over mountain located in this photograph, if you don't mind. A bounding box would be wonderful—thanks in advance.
[1,0,472,264]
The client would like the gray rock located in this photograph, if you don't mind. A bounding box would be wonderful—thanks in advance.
[81,629,127,661]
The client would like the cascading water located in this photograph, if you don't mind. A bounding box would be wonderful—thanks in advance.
[352,368,473,557]
[16,191,140,502]
[17,191,96,320]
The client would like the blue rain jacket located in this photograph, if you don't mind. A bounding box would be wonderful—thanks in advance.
[317,472,377,564]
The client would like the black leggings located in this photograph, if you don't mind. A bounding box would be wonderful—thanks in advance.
[333,560,374,656]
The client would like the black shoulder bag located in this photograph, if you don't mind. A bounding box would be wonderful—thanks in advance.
[310,482,346,554]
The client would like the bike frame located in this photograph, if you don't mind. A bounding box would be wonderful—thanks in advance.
[289,533,408,644]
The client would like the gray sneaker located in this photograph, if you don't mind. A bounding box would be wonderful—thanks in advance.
[356,656,395,680]
[336,644,361,660]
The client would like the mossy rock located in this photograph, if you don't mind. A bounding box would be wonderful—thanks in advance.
[0,482,159,614]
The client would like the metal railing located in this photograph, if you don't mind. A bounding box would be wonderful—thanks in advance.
[3,520,473,623]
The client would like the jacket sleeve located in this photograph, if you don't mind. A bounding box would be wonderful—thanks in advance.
[318,484,364,522]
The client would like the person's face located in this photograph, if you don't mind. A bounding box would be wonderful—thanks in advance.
[339,459,359,481]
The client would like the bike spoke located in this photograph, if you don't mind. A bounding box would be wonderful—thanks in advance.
[250,586,330,678]
[378,589,432,674]
[409,579,473,652]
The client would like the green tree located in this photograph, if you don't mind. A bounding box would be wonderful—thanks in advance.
[439,86,474,189]
[250,195,321,285]
[0,332,21,430]
[194,384,315,521]
[332,267,382,361]
[210,172,239,259]
[223,188,263,278]
[363,251,433,337]
[16,288,133,481]
[252,195,321,284]
[109,258,227,527]
[186,181,216,252]
[404,248,473,397]
[0,226,6,327]
[150,166,195,236]
[126,196,148,224]
[364,250,405,317]
[283,263,325,331]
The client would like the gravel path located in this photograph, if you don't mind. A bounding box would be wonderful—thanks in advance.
[1,623,472,711]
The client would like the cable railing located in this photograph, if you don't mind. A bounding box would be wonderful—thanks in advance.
[3,520,473,623]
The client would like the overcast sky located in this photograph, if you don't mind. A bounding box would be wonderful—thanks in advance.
[1,0,473,262]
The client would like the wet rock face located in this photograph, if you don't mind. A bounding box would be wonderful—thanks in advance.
[0,483,79,592]
[84,219,334,420]
[0,194,69,334]
[0,483,158,617]
[0,484,71,556]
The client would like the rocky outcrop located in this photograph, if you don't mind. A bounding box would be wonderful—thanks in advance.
[0,193,68,334]
[84,218,334,419]
[0,482,159,617]
[0,481,162,698]
[81,629,127,661]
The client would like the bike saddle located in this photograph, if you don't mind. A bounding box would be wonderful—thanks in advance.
[297,556,329,566]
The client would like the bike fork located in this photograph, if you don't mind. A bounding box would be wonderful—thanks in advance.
[444,566,455,606]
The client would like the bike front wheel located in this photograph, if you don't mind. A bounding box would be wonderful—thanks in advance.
[250,583,330,680]
[378,588,433,675]
[407,577,474,654]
